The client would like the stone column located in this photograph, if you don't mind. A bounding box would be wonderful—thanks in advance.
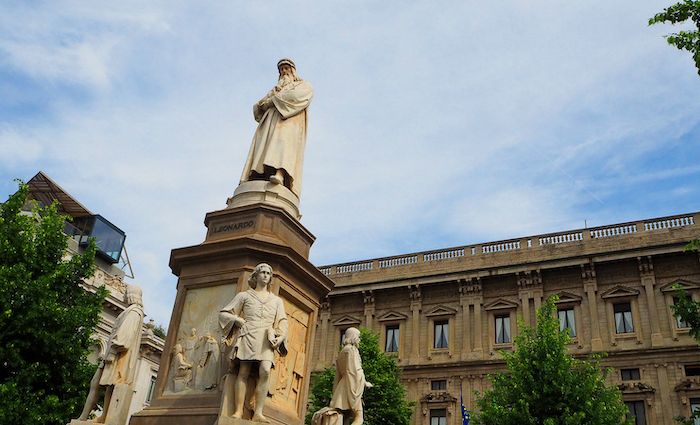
[656,363,673,423]
[639,256,664,347]
[363,290,375,330]
[464,278,483,358]
[459,280,471,360]
[409,285,422,364]
[582,262,603,352]
[318,297,331,366]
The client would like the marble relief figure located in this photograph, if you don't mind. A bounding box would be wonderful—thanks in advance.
[240,58,313,197]
[195,331,220,390]
[218,263,288,423]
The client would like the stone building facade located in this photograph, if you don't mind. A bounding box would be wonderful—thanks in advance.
[25,172,164,422]
[312,212,700,425]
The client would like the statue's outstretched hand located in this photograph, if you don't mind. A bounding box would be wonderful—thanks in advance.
[365,382,374,389]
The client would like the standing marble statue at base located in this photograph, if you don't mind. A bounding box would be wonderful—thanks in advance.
[72,284,144,425]
[312,328,373,425]
[217,263,288,423]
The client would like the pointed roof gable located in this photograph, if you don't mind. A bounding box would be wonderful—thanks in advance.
[554,291,583,304]
[484,298,519,311]
[377,311,409,322]
[425,305,458,317]
[332,315,361,327]
[601,285,640,299]
[659,279,700,293]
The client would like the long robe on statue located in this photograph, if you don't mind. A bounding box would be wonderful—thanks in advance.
[329,344,366,411]
[240,80,313,197]
[99,303,144,386]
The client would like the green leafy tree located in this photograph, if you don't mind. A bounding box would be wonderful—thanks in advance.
[0,182,107,425]
[153,324,167,339]
[649,0,700,75]
[305,328,414,425]
[474,296,631,425]
[670,240,700,424]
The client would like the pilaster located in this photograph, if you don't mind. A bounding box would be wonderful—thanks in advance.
[409,285,422,364]
[582,262,603,352]
[639,256,664,347]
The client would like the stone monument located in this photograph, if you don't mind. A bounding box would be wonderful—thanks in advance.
[71,284,145,425]
[311,328,372,425]
[130,59,333,425]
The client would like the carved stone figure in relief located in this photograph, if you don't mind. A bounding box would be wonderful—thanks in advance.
[76,284,145,423]
[240,58,313,197]
[218,263,288,423]
[171,343,193,392]
[312,328,372,425]
[195,332,220,390]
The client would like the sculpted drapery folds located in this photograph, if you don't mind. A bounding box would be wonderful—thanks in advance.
[76,284,144,423]
[240,58,313,197]
[218,263,288,423]
[313,327,372,425]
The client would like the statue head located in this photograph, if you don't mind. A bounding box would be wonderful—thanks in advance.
[276,58,300,87]
[125,284,143,307]
[248,263,273,289]
[343,327,361,347]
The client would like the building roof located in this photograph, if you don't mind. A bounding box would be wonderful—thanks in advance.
[26,171,93,218]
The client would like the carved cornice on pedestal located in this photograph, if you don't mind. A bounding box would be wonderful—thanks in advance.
[637,255,654,276]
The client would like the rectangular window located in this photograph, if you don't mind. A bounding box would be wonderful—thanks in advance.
[340,328,347,346]
[146,375,157,403]
[614,303,634,333]
[558,308,576,337]
[430,409,447,425]
[434,320,449,349]
[621,368,641,381]
[431,379,447,391]
[674,297,690,328]
[690,398,700,425]
[625,400,647,425]
[685,365,700,376]
[495,314,511,344]
[385,325,399,353]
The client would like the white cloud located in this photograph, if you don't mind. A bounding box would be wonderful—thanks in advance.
[1,0,699,326]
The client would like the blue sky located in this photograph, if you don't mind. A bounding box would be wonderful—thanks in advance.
[2,1,699,327]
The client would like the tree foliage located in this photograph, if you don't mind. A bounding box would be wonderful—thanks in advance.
[0,182,106,425]
[474,296,631,425]
[670,240,700,343]
[649,0,700,75]
[305,328,414,425]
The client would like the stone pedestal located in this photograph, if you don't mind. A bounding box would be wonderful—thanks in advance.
[129,200,334,425]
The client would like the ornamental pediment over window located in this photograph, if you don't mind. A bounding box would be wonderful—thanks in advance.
[659,279,700,293]
[332,315,361,327]
[600,285,640,299]
[484,298,519,311]
[377,311,409,322]
[553,291,583,304]
[425,305,458,317]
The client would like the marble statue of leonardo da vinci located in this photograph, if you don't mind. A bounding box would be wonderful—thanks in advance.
[240,58,313,198]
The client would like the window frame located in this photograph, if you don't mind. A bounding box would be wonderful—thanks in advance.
[429,408,447,425]
[433,320,449,350]
[557,307,576,337]
[613,302,635,334]
[494,314,511,344]
[385,324,400,353]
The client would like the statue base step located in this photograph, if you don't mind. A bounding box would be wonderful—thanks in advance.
[227,180,300,220]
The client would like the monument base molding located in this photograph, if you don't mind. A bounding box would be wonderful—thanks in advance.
[130,203,334,425]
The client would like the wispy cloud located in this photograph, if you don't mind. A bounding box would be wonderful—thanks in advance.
[1,1,699,326]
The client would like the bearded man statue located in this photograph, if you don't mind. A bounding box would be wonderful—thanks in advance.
[240,58,313,198]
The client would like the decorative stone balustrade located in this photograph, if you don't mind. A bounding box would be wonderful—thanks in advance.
[644,215,694,231]
[590,224,637,238]
[539,232,583,246]
[336,261,373,274]
[482,240,520,253]
[379,255,417,268]
[423,248,465,262]
[321,212,699,276]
